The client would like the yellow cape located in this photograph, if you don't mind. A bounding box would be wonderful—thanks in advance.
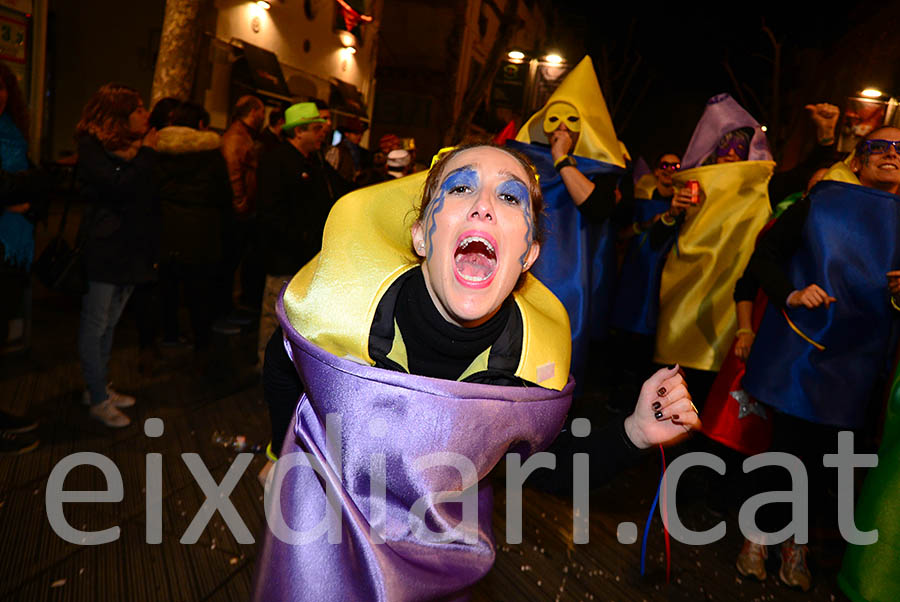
[515,56,626,168]
[822,160,861,185]
[654,161,775,371]
[282,172,572,391]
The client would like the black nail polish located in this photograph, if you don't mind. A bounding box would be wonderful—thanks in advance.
[672,414,680,420]
[652,402,661,410]
[657,387,667,396]
[654,411,664,420]
[667,365,675,370]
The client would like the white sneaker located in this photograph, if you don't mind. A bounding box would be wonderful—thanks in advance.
[83,384,136,408]
[89,399,131,428]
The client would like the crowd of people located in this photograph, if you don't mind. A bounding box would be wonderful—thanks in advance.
[1,51,900,601]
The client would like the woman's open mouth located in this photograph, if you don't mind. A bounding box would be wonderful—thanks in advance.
[454,232,498,289]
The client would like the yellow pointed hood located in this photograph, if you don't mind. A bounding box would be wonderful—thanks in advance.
[515,56,626,168]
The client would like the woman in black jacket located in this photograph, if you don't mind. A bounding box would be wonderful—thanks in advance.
[75,83,158,428]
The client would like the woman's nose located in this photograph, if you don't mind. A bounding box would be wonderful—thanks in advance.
[468,191,494,222]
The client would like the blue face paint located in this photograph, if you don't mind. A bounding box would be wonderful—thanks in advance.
[496,178,534,265]
[424,167,479,260]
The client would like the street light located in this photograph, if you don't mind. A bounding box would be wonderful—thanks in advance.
[543,53,564,65]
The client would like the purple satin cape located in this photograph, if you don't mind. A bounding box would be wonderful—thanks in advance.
[251,294,574,601]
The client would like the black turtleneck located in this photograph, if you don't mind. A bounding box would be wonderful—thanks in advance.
[395,269,511,381]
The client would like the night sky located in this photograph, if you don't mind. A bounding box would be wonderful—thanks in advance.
[549,2,890,166]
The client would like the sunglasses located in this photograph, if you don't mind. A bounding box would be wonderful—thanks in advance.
[861,139,900,155]
[657,161,680,171]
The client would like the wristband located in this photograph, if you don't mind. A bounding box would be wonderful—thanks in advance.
[660,213,677,226]
[554,154,577,172]
[892,296,900,312]
[265,441,279,463]
[632,222,644,235]
[735,328,755,337]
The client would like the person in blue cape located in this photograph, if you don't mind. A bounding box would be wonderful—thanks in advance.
[607,152,681,411]
[250,143,699,601]
[740,126,900,592]
[505,56,629,394]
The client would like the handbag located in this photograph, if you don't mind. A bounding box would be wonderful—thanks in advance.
[33,190,87,295]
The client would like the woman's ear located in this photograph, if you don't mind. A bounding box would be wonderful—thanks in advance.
[411,221,427,258]
[522,242,541,272]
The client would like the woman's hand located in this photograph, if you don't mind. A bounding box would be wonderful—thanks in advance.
[786,284,836,309]
[623,365,700,449]
[734,330,755,361]
[887,270,900,298]
[667,185,701,217]
[805,103,839,144]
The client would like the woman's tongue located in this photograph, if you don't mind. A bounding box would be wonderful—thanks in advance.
[455,245,496,281]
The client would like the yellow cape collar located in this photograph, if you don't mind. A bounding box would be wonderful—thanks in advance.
[282,172,571,390]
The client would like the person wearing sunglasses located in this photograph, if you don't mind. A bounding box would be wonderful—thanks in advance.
[738,126,900,592]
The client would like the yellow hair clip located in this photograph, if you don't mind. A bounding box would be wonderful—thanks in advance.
[429,146,458,170]
[428,144,540,185]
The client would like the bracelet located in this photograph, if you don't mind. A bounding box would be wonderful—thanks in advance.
[632,222,644,235]
[660,213,677,226]
[735,328,755,337]
[554,154,577,172]
[891,296,900,312]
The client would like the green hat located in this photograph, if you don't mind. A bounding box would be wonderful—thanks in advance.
[283,102,326,131]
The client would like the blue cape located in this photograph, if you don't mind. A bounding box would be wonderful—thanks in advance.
[506,140,624,393]
[744,180,900,427]
[610,195,674,335]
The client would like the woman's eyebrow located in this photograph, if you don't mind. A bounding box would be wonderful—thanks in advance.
[442,164,477,181]
[497,170,528,188]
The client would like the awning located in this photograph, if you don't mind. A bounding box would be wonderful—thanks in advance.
[329,79,368,118]
[235,40,291,98]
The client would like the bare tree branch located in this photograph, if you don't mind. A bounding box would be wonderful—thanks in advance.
[720,58,751,110]
[611,53,641,119]
[741,82,766,120]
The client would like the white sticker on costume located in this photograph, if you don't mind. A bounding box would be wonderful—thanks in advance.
[536,362,555,383]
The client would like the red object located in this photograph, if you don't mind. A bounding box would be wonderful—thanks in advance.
[702,219,780,455]
[492,120,518,146]
[687,180,700,204]
[701,356,773,455]
[336,0,373,31]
